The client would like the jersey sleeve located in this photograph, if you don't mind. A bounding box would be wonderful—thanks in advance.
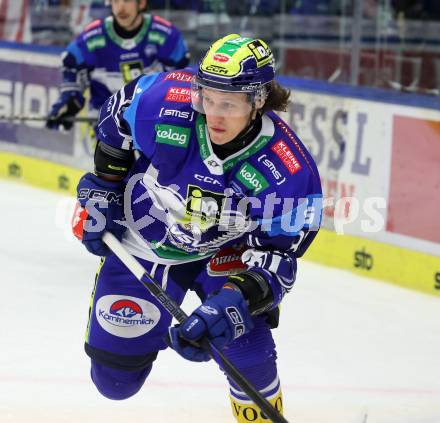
[60,20,101,95]
[95,72,162,159]
[243,190,322,307]
[151,16,190,69]
[95,75,142,151]
[238,136,323,308]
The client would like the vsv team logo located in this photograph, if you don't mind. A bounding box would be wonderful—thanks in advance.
[96,295,161,338]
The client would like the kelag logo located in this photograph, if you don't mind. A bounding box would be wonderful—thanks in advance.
[435,272,440,290]
[96,295,161,338]
[155,124,190,147]
[354,248,373,270]
[236,162,269,194]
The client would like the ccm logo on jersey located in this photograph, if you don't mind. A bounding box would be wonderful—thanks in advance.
[194,174,222,186]
[165,87,191,102]
[159,107,194,121]
[271,140,302,175]
[257,154,286,185]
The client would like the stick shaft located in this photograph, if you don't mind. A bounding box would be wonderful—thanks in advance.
[102,232,288,423]
[0,115,96,124]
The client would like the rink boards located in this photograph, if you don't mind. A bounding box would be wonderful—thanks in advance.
[0,41,439,297]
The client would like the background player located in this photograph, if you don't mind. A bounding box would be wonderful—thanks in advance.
[46,0,189,131]
[72,34,322,422]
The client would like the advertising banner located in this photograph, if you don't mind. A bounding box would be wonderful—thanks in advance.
[0,45,94,193]
[278,85,440,259]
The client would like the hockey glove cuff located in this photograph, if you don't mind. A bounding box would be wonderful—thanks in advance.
[72,172,125,256]
[46,91,84,130]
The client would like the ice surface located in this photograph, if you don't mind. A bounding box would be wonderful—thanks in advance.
[1,180,439,423]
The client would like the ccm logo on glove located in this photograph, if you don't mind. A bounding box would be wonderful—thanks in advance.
[78,188,123,205]
[226,306,245,339]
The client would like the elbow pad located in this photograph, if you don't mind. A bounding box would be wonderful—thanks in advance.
[225,271,274,315]
[94,141,134,178]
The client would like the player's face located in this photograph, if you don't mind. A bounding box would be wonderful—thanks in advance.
[203,89,253,146]
[111,0,145,31]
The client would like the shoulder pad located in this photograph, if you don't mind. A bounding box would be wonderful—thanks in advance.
[271,115,318,177]
[84,19,102,33]
[153,15,172,27]
[81,19,105,50]
[149,15,177,43]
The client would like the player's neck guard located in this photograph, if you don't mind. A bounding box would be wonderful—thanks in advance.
[211,114,262,160]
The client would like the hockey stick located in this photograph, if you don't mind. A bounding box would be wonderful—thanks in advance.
[0,115,97,124]
[102,232,289,423]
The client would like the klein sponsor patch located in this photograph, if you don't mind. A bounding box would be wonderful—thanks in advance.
[165,87,191,103]
[271,140,302,175]
[165,71,194,82]
[96,295,161,338]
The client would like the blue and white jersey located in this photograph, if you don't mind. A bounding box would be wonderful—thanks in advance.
[95,70,322,307]
[60,14,189,110]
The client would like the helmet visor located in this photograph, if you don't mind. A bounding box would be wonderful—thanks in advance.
[191,77,253,117]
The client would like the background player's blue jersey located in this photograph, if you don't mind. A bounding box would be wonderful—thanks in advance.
[61,14,189,110]
[96,70,322,307]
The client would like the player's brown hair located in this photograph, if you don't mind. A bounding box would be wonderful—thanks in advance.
[261,81,291,114]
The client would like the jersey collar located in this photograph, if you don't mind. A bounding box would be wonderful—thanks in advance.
[105,14,151,50]
[195,114,275,176]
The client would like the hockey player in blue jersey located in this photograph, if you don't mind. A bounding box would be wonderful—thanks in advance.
[72,34,322,421]
[46,0,189,130]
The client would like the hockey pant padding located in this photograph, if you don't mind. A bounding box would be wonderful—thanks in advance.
[91,360,153,400]
[85,343,158,371]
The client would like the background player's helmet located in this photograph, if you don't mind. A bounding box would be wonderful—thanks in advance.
[191,34,275,115]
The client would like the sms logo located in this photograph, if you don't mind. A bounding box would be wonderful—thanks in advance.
[96,295,161,338]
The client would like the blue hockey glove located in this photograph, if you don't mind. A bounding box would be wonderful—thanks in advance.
[72,172,125,256]
[46,91,84,130]
[167,288,254,362]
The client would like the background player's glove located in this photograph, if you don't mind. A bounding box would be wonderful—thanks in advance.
[72,172,125,256]
[46,91,84,130]
[167,288,254,362]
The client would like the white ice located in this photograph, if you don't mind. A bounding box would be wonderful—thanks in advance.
[0,180,439,423]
